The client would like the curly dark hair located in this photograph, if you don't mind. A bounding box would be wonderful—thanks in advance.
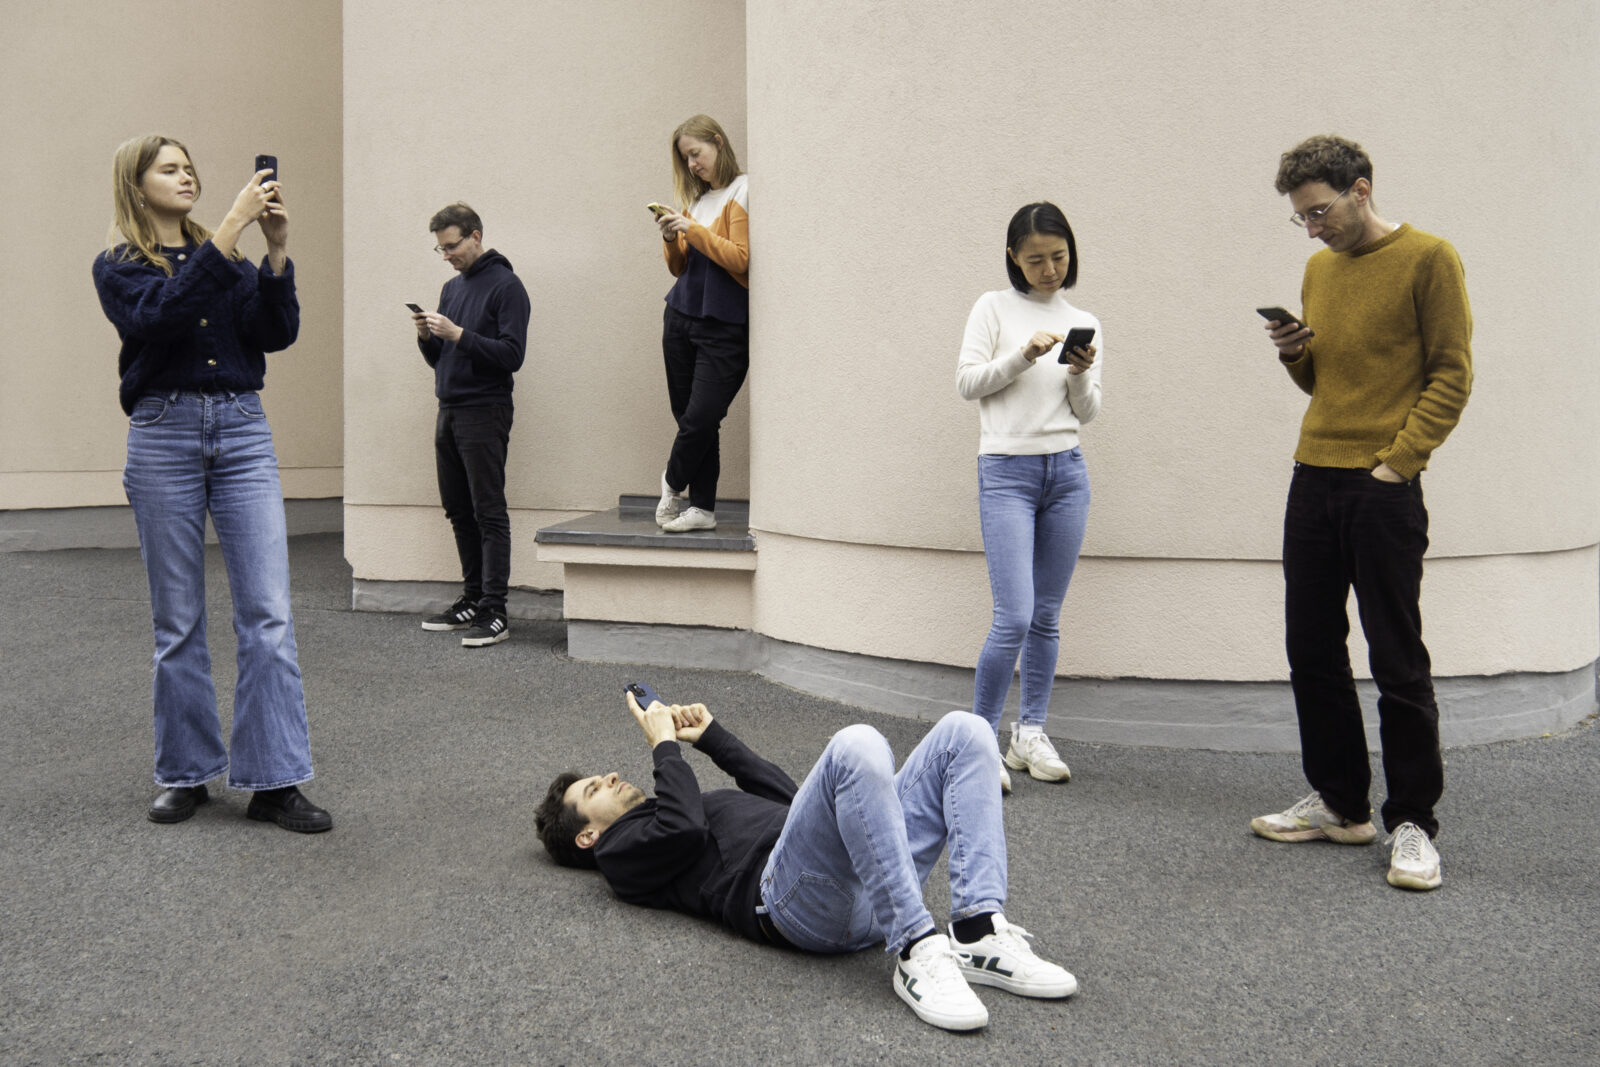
[1275,135,1373,195]
[535,772,598,869]
[428,201,483,238]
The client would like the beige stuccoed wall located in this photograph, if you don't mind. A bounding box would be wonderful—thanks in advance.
[341,0,748,593]
[746,0,1600,681]
[0,1,344,510]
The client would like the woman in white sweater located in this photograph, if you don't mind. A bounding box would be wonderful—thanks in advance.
[956,202,1102,793]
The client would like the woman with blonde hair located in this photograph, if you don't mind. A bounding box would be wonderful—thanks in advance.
[91,135,330,832]
[651,114,749,532]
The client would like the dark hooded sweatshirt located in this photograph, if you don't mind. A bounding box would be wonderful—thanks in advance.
[417,249,530,407]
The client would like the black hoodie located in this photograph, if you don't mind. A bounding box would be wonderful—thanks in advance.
[418,249,530,406]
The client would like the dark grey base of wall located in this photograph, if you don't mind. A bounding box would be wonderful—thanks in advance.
[351,579,563,621]
[0,500,343,552]
[565,620,1599,753]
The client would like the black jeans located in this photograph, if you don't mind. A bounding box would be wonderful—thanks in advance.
[1283,464,1443,836]
[662,305,749,512]
[435,403,513,615]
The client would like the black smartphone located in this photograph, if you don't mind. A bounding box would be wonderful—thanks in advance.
[254,154,277,182]
[1256,306,1313,337]
[404,302,425,314]
[1057,327,1097,363]
[625,682,664,709]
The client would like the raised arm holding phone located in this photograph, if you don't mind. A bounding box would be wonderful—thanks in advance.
[92,134,329,833]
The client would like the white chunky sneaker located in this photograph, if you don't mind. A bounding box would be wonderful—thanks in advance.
[999,763,1012,796]
[1005,730,1071,782]
[893,935,988,1031]
[1250,791,1377,844]
[661,506,716,533]
[1386,822,1442,891]
[952,915,1078,999]
[655,471,687,526]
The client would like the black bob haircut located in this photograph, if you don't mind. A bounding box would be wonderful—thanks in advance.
[1005,202,1078,293]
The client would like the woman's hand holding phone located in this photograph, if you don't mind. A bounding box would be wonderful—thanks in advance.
[1021,331,1065,364]
[652,203,689,242]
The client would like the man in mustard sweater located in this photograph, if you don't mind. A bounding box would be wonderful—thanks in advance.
[1251,135,1472,892]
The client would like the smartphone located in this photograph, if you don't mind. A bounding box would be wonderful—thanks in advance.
[1256,306,1313,337]
[404,302,425,314]
[646,202,672,217]
[625,682,664,709]
[1056,327,1098,363]
[254,154,278,182]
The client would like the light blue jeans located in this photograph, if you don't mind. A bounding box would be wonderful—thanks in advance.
[758,711,1006,956]
[973,449,1091,732]
[122,392,314,790]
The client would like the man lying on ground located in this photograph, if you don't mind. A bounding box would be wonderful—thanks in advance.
[534,689,1077,1031]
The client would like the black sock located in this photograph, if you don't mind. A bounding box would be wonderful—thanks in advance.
[950,913,996,945]
[899,929,937,960]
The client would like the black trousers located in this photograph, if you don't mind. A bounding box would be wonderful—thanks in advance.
[1283,463,1443,837]
[662,305,749,512]
[435,403,513,614]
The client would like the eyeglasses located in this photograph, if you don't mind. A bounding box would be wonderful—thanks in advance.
[1290,186,1352,227]
[434,235,472,255]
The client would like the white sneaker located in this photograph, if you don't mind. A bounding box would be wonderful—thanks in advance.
[655,471,687,526]
[1250,791,1377,844]
[1386,822,1442,890]
[952,915,1078,999]
[893,934,988,1031]
[1005,731,1071,782]
[661,506,716,533]
[999,763,1012,796]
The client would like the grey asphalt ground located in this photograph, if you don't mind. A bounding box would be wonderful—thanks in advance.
[3,533,1597,1066]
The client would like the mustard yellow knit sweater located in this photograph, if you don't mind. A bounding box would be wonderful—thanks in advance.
[1281,223,1473,479]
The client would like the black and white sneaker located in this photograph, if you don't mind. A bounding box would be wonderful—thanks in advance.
[462,611,510,647]
[421,595,478,631]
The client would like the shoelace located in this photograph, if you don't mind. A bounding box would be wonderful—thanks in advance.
[989,921,1039,961]
[1284,792,1326,819]
[1390,825,1431,864]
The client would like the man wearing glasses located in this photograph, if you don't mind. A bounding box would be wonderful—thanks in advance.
[411,202,531,647]
[1252,136,1473,892]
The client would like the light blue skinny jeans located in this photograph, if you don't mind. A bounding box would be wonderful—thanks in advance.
[972,449,1091,732]
[122,391,313,791]
[758,711,1006,956]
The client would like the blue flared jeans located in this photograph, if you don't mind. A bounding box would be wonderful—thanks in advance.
[758,711,1007,956]
[122,392,314,790]
[972,449,1091,732]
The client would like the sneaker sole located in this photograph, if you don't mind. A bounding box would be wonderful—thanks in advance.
[1250,819,1377,844]
[1004,751,1071,782]
[1387,868,1442,891]
[420,621,473,631]
[960,967,1078,999]
[462,630,511,647]
[893,972,988,1031]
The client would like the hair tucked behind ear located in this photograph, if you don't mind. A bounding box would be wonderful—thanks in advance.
[107,134,226,275]
[535,772,599,870]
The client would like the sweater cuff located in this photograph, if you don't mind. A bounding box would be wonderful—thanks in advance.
[1378,441,1426,481]
[651,739,683,764]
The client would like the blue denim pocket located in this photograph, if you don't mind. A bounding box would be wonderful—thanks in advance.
[129,396,169,428]
[769,872,862,951]
[233,393,266,420]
